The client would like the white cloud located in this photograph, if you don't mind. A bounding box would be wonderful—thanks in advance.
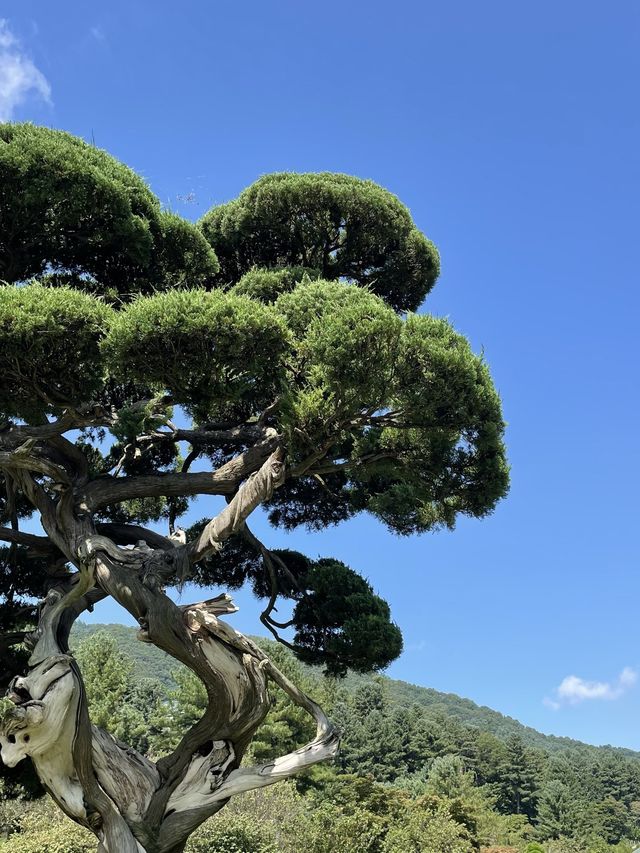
[0,19,51,122]
[544,667,637,710]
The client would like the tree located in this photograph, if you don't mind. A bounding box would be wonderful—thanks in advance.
[382,795,476,852]
[0,124,509,852]
[148,666,208,756]
[535,780,578,841]
[74,631,153,753]
[336,688,406,783]
[582,798,631,846]
[497,735,540,819]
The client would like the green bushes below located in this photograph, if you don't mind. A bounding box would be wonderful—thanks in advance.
[0,783,636,853]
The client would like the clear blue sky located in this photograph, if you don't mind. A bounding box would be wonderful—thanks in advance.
[3,1,639,749]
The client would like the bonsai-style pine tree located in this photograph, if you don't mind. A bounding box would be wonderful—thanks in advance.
[0,123,509,853]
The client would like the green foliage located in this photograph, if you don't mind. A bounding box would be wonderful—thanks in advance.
[185,813,277,852]
[0,799,93,852]
[0,123,218,296]
[294,799,388,853]
[154,211,220,290]
[497,735,540,819]
[292,559,403,675]
[426,754,477,799]
[350,316,509,535]
[536,780,577,840]
[103,289,290,419]
[392,313,509,517]
[0,284,112,418]
[275,281,402,445]
[199,172,440,312]
[382,797,475,852]
[74,631,157,752]
[231,266,321,303]
[477,810,532,848]
[582,799,632,846]
[109,396,173,445]
[334,682,421,782]
[265,282,509,536]
[265,473,356,531]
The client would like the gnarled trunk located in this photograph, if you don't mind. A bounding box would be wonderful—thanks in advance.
[0,416,338,853]
[0,545,338,852]
[0,445,339,853]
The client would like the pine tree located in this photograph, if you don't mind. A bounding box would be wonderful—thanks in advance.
[536,780,576,840]
[497,735,540,819]
[75,632,157,753]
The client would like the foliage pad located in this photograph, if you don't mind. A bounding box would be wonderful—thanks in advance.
[199,172,440,312]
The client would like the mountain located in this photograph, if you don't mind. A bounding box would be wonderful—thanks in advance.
[70,621,640,764]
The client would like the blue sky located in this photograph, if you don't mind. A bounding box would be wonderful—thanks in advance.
[2,1,639,749]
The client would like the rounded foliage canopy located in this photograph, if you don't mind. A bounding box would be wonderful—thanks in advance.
[0,123,218,296]
[199,172,440,312]
[103,289,291,420]
[292,558,404,676]
[0,283,112,419]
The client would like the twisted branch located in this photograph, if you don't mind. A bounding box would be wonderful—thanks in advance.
[188,447,285,563]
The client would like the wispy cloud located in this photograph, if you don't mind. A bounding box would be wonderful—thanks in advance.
[405,639,428,654]
[90,26,105,42]
[544,667,637,710]
[0,19,51,121]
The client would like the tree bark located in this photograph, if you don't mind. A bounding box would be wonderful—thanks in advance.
[0,438,339,853]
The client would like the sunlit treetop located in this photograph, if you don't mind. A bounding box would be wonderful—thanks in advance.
[199,172,440,312]
[0,123,218,299]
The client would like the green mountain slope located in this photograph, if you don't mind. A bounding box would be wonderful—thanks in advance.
[70,621,640,763]
[71,621,178,687]
[344,671,640,758]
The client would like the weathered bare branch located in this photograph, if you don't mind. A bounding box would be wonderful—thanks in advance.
[0,526,56,553]
[81,435,280,512]
[95,523,175,553]
[159,612,339,827]
[0,407,113,447]
[141,423,276,449]
[188,447,285,563]
[0,445,71,483]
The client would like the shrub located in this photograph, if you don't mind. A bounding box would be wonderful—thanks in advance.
[185,812,277,852]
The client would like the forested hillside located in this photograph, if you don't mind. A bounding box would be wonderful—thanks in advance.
[71,622,640,760]
[2,623,638,852]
